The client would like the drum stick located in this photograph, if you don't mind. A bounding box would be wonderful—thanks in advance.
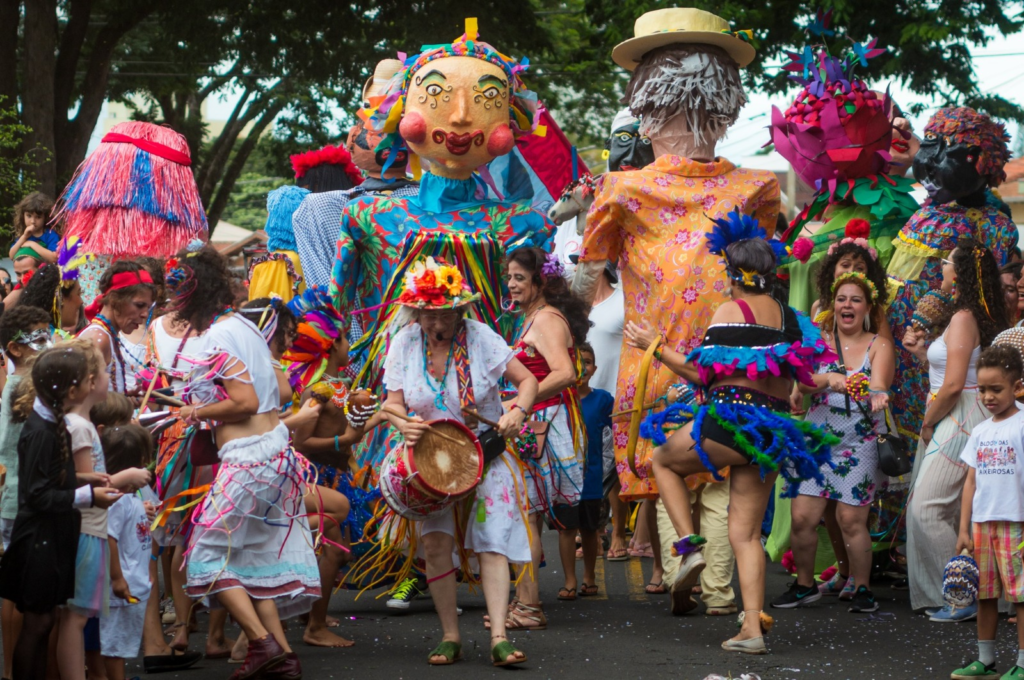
[460,407,501,429]
[137,369,162,414]
[382,407,464,445]
[153,394,186,408]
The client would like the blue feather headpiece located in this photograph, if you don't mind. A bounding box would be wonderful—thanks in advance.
[705,209,789,289]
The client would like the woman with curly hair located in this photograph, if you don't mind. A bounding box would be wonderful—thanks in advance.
[904,236,1010,618]
[170,246,319,678]
[502,246,589,628]
[810,220,892,338]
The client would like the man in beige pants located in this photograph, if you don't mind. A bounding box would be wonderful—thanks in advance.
[657,479,736,615]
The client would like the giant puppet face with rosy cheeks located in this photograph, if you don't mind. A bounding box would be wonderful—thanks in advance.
[398,56,515,180]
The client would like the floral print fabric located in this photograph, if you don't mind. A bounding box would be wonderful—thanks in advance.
[787,347,886,505]
[580,155,780,500]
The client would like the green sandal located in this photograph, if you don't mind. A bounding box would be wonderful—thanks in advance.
[491,638,526,667]
[427,640,462,666]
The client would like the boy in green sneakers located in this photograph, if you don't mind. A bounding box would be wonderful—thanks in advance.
[952,345,1024,680]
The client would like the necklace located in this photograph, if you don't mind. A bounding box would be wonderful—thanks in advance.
[321,373,349,408]
[422,330,454,411]
[94,314,128,391]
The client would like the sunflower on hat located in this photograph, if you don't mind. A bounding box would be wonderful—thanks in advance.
[397,256,480,309]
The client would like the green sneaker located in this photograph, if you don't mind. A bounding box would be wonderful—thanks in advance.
[1001,667,1024,679]
[951,660,999,679]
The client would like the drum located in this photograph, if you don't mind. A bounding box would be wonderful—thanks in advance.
[379,419,484,520]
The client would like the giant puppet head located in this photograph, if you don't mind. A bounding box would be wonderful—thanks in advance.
[770,36,893,188]
[605,109,654,173]
[363,18,539,180]
[612,8,753,156]
[347,59,410,177]
[913,107,1011,206]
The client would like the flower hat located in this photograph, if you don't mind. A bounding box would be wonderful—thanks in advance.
[396,256,481,310]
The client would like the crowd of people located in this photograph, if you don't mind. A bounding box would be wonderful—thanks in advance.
[0,6,1021,680]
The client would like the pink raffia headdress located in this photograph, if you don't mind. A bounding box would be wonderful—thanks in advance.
[53,122,208,259]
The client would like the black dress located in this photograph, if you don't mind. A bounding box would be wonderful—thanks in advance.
[0,411,81,613]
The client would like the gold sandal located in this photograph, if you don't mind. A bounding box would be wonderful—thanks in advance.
[505,601,547,631]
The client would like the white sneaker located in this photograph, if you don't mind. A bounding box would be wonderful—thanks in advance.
[670,552,707,594]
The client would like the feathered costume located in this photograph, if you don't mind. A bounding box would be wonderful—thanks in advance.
[639,211,838,495]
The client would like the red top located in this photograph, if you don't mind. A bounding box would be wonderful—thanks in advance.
[514,312,576,411]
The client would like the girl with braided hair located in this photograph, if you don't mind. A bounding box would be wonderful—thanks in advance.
[904,237,1010,618]
[0,344,121,679]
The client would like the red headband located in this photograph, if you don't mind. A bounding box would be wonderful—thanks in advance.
[101,133,192,166]
[84,270,155,321]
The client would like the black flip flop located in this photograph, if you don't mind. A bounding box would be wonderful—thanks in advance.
[143,650,203,674]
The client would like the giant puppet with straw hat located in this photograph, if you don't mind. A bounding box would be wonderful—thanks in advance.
[574,8,780,502]
[52,122,208,303]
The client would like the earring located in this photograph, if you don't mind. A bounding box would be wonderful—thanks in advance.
[864,315,871,331]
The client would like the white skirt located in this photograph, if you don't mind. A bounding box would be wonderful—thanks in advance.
[185,424,320,619]
[524,404,584,515]
[422,452,531,564]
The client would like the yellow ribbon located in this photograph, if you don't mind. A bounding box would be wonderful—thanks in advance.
[150,484,212,531]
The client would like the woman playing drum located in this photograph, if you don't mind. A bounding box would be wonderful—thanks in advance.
[380,255,538,667]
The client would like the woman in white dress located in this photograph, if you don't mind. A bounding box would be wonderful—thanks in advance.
[380,256,538,667]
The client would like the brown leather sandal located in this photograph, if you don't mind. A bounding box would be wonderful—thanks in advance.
[504,602,547,630]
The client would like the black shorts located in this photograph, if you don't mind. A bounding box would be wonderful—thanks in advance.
[700,385,790,456]
[547,499,602,532]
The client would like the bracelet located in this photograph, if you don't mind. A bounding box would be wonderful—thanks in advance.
[334,435,340,452]
[653,348,663,362]
[511,403,530,416]
[868,389,888,395]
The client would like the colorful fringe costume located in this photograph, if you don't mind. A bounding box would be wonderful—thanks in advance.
[640,213,838,494]
[53,122,208,302]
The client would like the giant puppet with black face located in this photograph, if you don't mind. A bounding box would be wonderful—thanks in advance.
[330,19,553,362]
[572,8,781,501]
[885,107,1016,439]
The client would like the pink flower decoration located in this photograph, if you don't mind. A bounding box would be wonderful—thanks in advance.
[626,198,641,212]
[792,236,814,263]
[683,287,698,304]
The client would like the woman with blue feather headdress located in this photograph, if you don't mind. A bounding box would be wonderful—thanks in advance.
[622,209,837,654]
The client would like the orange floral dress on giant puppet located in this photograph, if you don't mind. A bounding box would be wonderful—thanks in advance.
[575,9,780,500]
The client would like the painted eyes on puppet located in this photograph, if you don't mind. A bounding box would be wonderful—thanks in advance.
[640,136,652,146]
[924,132,937,141]
[425,84,444,97]
[615,132,637,142]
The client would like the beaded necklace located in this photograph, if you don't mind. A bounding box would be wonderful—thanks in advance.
[421,330,454,411]
[321,373,349,408]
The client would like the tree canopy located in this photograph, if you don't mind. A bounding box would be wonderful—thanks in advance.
[2,0,1022,228]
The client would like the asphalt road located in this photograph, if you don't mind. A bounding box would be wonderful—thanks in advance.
[125,531,1021,680]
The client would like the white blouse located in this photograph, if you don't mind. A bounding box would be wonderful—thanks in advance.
[383,319,512,431]
[186,315,280,414]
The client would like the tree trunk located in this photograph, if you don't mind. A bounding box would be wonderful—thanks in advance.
[0,0,19,112]
[22,0,57,194]
[205,100,285,227]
